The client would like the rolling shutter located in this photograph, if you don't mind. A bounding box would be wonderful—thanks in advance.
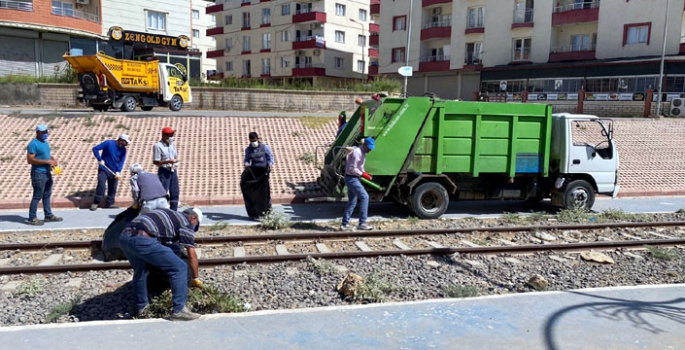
[0,36,36,77]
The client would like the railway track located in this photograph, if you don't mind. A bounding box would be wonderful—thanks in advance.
[1,221,685,275]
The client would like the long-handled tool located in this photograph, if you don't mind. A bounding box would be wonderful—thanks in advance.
[100,162,120,179]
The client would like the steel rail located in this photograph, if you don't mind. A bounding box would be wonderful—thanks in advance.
[1,238,683,275]
[3,221,685,251]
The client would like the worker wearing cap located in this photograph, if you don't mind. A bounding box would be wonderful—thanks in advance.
[153,127,180,211]
[129,163,169,214]
[242,132,275,218]
[119,207,204,321]
[26,124,63,226]
[341,137,376,231]
[91,134,130,211]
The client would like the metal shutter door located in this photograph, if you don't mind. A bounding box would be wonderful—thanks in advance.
[41,40,69,77]
[0,36,36,77]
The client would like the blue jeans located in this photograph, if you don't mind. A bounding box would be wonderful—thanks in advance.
[158,168,179,211]
[29,170,54,221]
[94,169,118,207]
[342,175,369,226]
[119,231,188,313]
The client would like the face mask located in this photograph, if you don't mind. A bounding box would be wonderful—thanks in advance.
[40,134,49,141]
[167,137,175,142]
[251,141,259,148]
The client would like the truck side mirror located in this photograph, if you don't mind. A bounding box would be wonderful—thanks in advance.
[183,75,188,82]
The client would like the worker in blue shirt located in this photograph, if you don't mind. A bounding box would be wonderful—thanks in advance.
[91,134,130,210]
[26,124,63,225]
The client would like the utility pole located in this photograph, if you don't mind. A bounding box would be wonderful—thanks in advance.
[403,0,413,97]
[656,0,670,116]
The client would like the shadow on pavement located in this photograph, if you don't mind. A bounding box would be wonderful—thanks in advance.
[0,214,28,224]
[66,190,95,209]
[71,283,136,322]
[204,211,249,223]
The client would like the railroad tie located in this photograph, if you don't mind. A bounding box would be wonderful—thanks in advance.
[355,241,372,252]
[1,281,22,291]
[0,259,10,267]
[233,247,246,258]
[497,239,518,246]
[619,232,642,240]
[275,244,290,255]
[38,254,63,266]
[392,239,411,250]
[645,231,676,239]
[460,240,481,247]
[315,243,331,253]
[425,241,444,249]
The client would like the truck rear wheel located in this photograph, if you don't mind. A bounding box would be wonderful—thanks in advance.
[410,182,449,219]
[121,96,137,112]
[169,95,183,112]
[563,180,595,209]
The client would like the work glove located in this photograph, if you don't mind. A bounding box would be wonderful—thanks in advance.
[98,160,105,167]
[189,279,204,289]
[361,172,373,181]
[131,204,139,210]
[114,172,121,180]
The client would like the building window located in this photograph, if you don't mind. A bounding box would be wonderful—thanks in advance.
[211,15,215,23]
[393,16,406,31]
[262,33,271,50]
[225,61,233,71]
[358,35,366,47]
[192,29,200,38]
[357,60,365,72]
[392,47,405,63]
[147,11,166,31]
[225,15,232,25]
[467,7,484,28]
[282,4,290,15]
[262,8,271,25]
[192,9,199,19]
[281,57,290,68]
[52,0,74,17]
[335,57,344,69]
[335,30,345,43]
[243,60,251,76]
[624,23,651,46]
[465,42,482,64]
[225,38,233,51]
[512,38,531,61]
[335,3,346,16]
[243,36,251,51]
[242,12,250,28]
[570,33,596,51]
[280,30,290,42]
[358,9,367,21]
[262,58,271,75]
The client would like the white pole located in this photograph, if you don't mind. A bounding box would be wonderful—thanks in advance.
[403,0,413,98]
[656,0,670,116]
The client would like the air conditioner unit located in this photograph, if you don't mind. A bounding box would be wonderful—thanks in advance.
[670,98,685,117]
[75,0,89,4]
[432,7,442,15]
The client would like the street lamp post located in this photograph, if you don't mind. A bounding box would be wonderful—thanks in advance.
[403,0,413,97]
[350,18,365,78]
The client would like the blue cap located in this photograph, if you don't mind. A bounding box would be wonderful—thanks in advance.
[364,137,375,150]
[36,124,48,132]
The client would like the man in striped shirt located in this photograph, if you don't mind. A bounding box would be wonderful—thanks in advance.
[119,207,203,321]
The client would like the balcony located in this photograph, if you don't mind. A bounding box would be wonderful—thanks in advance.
[292,7,326,24]
[512,8,534,29]
[369,65,379,76]
[369,33,379,46]
[241,0,250,6]
[369,23,379,33]
[549,45,596,62]
[465,20,484,35]
[0,0,32,11]
[292,36,325,49]
[419,55,450,72]
[206,26,224,36]
[292,63,326,77]
[422,0,452,7]
[261,66,271,78]
[206,3,223,14]
[206,49,224,58]
[464,52,482,67]
[421,19,451,40]
[370,0,380,15]
[52,5,99,23]
[552,1,599,26]
[368,48,379,58]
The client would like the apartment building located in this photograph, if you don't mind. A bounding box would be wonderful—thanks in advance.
[205,0,371,86]
[380,0,685,101]
[193,0,217,79]
[0,0,213,79]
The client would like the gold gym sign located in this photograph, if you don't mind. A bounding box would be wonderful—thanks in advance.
[109,26,190,49]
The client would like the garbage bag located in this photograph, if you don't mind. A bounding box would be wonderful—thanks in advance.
[101,206,140,262]
[240,166,272,219]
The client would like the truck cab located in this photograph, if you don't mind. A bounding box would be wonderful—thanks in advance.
[160,64,192,112]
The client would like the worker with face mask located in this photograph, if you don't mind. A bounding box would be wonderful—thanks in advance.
[153,126,180,211]
[90,134,130,211]
[26,124,62,225]
[241,132,275,219]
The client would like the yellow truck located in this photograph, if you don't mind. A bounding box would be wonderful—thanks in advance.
[63,52,192,112]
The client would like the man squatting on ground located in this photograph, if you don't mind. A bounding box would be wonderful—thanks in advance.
[119,207,205,321]
[91,134,130,211]
[129,163,169,214]
[341,137,376,231]
[26,124,63,225]
[153,127,180,211]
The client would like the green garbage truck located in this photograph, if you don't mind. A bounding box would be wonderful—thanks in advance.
[316,96,619,219]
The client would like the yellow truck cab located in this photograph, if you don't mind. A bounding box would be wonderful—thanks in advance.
[63,52,192,112]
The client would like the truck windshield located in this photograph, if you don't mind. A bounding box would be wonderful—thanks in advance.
[167,66,185,80]
[571,119,613,158]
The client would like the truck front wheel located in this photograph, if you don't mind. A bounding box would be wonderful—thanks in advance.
[563,180,595,209]
[121,96,137,112]
[410,182,449,219]
[169,95,183,112]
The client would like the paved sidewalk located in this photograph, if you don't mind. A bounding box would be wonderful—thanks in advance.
[0,284,683,349]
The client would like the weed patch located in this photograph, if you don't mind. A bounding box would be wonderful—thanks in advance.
[501,212,525,225]
[443,284,481,298]
[307,256,338,275]
[556,206,592,223]
[82,117,98,127]
[103,116,116,123]
[353,270,402,303]
[644,245,680,261]
[144,285,246,318]
[260,210,290,230]
[207,221,228,232]
[0,155,14,162]
[46,296,81,323]
[299,116,332,130]
[298,152,315,165]
[13,276,46,299]
[115,123,130,131]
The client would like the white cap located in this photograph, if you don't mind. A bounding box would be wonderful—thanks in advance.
[129,163,143,174]
[183,208,203,231]
[119,134,131,143]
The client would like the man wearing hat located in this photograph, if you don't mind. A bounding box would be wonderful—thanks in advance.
[129,163,169,214]
[341,137,376,231]
[119,207,204,321]
[91,134,130,211]
[153,127,180,211]
[242,132,275,219]
[26,124,62,225]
